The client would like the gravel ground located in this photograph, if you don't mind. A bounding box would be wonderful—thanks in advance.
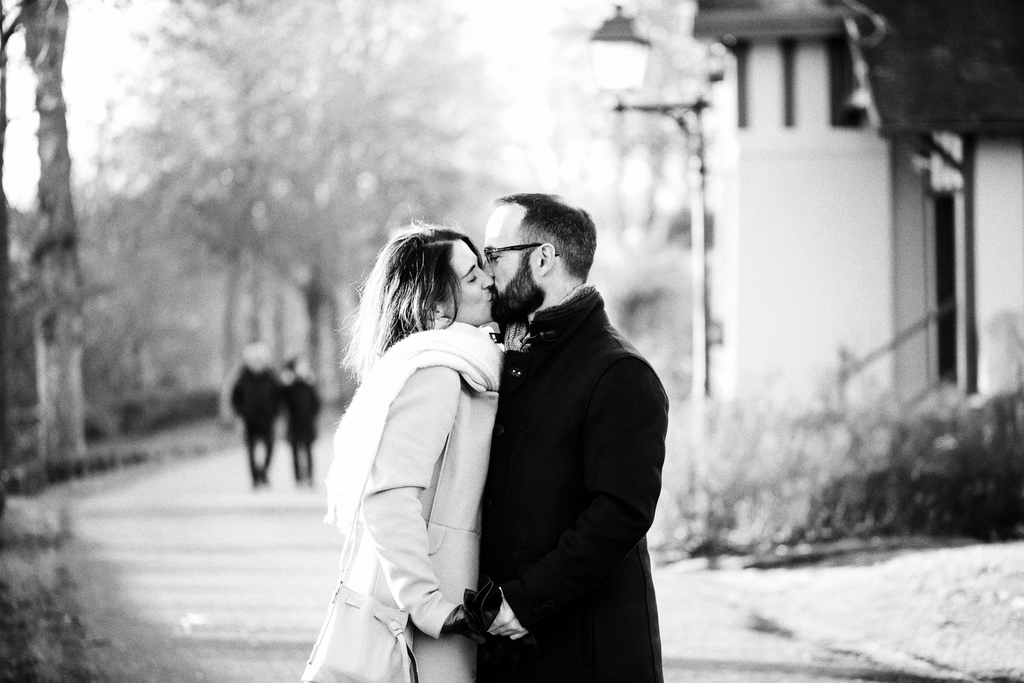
[675,542,1024,681]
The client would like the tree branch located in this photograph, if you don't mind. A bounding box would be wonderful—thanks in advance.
[1,9,23,50]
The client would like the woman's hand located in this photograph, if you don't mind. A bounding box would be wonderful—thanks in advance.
[440,605,487,644]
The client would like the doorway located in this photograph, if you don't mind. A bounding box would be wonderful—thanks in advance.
[933,194,957,383]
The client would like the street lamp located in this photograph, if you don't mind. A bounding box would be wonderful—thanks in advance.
[588,5,651,93]
[589,5,717,398]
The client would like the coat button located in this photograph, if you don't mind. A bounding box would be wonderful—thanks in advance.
[509,367,523,378]
[484,497,492,510]
[494,424,504,436]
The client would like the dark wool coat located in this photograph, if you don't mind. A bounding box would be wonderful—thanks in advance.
[281,377,321,444]
[479,289,669,683]
[230,368,281,432]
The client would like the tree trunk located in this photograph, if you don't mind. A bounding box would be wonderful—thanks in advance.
[272,278,285,363]
[246,251,262,344]
[304,264,325,383]
[218,253,243,425]
[1,7,12,479]
[24,0,85,470]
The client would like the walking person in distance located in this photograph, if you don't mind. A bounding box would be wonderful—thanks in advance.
[230,342,282,489]
[281,355,321,487]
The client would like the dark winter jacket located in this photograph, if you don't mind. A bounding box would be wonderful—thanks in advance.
[230,367,281,432]
[281,376,321,444]
[479,288,669,683]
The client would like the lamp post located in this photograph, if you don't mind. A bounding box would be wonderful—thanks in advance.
[589,5,716,398]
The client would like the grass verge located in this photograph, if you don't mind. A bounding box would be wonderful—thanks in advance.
[0,497,94,683]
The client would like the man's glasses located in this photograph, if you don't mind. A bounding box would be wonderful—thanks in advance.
[483,243,559,265]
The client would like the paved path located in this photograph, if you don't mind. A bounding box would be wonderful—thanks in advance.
[66,440,340,682]
[63,442,898,683]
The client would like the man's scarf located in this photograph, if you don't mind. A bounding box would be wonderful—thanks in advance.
[503,284,596,353]
[324,322,503,532]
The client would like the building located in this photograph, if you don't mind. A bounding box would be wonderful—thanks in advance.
[695,0,1024,402]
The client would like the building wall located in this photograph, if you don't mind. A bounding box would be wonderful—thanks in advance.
[725,40,893,399]
[795,41,830,132]
[890,136,933,401]
[975,135,1024,393]
[708,66,741,399]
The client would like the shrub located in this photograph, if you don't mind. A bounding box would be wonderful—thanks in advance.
[659,387,1024,557]
[810,388,1024,540]
[89,388,221,438]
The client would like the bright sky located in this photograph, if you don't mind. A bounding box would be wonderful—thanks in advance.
[4,0,153,208]
[2,0,621,210]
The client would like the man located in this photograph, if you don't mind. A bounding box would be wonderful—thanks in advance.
[230,342,281,488]
[478,193,669,682]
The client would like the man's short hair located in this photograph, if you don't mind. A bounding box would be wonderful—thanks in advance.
[495,193,597,281]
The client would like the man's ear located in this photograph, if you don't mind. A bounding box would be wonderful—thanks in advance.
[535,243,559,274]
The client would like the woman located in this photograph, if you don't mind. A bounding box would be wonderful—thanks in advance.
[319,224,501,682]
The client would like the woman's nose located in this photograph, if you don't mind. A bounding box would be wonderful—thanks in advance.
[481,270,494,288]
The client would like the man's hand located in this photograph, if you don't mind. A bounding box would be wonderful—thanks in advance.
[487,590,529,640]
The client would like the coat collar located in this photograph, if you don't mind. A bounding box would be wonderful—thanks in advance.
[521,286,603,352]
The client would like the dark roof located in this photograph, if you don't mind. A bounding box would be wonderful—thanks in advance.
[695,0,1024,133]
[694,0,846,39]
[857,0,1024,133]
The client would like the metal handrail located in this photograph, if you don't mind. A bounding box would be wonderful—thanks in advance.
[838,298,956,385]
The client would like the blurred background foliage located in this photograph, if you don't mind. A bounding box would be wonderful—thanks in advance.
[3,0,700,442]
[5,0,1021,549]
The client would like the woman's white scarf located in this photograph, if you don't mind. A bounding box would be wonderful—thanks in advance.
[324,322,503,532]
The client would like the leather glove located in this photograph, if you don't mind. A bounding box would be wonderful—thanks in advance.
[462,577,503,632]
[440,605,487,644]
[469,577,540,672]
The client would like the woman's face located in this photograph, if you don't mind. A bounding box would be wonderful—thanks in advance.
[448,240,494,327]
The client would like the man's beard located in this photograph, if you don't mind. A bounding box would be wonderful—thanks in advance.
[491,253,545,324]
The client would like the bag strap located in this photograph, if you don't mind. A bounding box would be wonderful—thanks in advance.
[339,431,453,582]
[338,499,364,581]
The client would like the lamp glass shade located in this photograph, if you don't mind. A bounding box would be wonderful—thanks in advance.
[589,39,650,93]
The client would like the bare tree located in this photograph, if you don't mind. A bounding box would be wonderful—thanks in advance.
[112,0,504,405]
[22,0,85,469]
[0,4,16,500]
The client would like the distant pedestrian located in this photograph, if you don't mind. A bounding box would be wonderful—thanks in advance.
[280,355,321,486]
[231,343,281,488]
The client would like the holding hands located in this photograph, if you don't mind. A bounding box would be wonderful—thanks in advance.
[441,578,539,672]
[487,591,529,640]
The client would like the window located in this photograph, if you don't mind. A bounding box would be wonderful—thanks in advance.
[732,40,750,129]
[934,195,957,383]
[827,37,863,127]
[781,39,797,127]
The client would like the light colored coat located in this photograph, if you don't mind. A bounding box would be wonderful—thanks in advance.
[344,364,498,683]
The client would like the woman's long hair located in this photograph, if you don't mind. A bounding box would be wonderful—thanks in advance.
[344,224,483,381]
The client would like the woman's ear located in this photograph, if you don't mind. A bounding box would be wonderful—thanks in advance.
[432,303,453,329]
